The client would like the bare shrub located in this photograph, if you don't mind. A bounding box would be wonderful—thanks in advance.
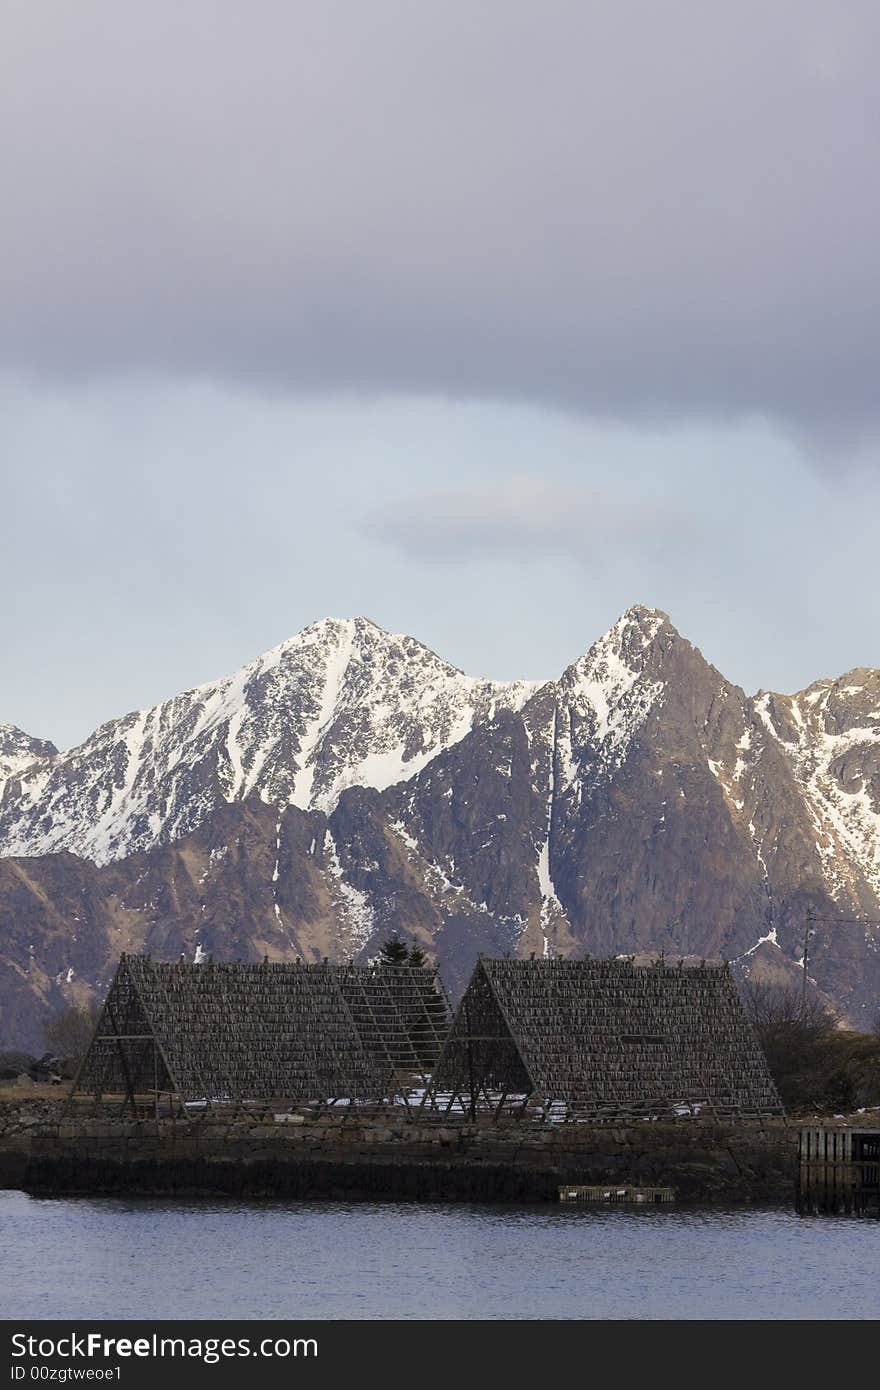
[740,980,880,1114]
[43,1003,101,1060]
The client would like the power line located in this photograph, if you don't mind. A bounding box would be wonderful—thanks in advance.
[802,913,880,1006]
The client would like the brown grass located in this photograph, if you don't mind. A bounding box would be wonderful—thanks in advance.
[0,1083,67,1102]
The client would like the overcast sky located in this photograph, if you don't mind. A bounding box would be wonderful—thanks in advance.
[1,3,878,750]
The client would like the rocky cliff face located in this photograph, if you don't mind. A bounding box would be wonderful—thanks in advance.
[1,608,878,1048]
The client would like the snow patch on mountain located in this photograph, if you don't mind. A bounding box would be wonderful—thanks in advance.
[290,620,356,806]
[321,828,376,951]
[536,708,565,954]
[756,674,880,899]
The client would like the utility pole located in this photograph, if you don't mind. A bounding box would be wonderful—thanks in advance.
[464,995,476,1123]
[799,912,880,1018]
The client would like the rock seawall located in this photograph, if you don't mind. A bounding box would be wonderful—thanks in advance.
[0,1101,796,1203]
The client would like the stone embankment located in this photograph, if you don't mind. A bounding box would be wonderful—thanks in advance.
[0,1100,797,1203]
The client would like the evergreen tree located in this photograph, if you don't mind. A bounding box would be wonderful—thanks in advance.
[378,935,410,964]
[407,942,427,967]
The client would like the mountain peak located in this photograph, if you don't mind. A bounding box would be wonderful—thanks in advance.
[295,615,382,639]
[0,723,58,784]
[620,603,671,627]
[566,605,675,679]
[278,616,456,669]
[553,607,674,769]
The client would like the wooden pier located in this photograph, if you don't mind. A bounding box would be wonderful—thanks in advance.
[796,1127,880,1216]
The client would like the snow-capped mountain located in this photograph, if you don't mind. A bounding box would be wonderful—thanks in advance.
[0,617,540,864]
[1,607,878,1049]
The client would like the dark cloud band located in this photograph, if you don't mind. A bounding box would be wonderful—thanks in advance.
[2,2,879,446]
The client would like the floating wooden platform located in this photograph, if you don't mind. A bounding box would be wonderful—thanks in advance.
[559,1184,675,1205]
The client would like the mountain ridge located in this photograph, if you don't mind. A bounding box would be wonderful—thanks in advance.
[1,606,878,1048]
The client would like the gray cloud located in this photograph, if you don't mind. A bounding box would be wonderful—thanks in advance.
[2,2,879,446]
[364,476,687,565]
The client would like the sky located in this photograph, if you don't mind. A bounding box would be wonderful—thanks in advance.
[1,2,878,750]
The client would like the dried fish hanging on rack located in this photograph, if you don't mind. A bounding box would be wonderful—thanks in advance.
[70,954,395,1113]
[433,956,784,1122]
[336,961,450,1090]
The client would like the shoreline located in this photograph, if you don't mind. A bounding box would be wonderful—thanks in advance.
[1,1098,798,1204]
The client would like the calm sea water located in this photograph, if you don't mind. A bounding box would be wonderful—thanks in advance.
[0,1191,877,1320]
